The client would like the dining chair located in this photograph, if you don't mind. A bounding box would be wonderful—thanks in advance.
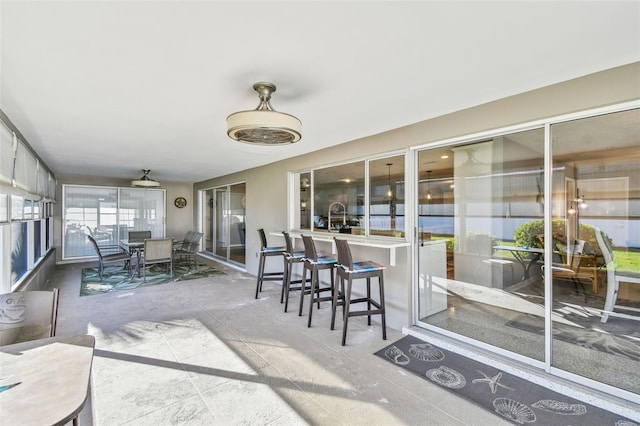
[87,235,132,280]
[128,230,152,242]
[141,238,174,282]
[544,239,590,302]
[173,231,195,249]
[299,235,336,327]
[596,229,640,322]
[255,229,286,299]
[0,289,59,346]
[332,238,386,346]
[174,232,203,269]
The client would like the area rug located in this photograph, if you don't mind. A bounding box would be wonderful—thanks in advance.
[375,335,637,425]
[80,261,225,296]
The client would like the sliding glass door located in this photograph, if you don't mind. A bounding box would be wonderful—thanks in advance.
[417,128,546,361]
[62,185,166,259]
[550,109,640,394]
[203,183,246,266]
[416,106,640,397]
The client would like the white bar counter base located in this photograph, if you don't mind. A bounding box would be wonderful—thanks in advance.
[271,231,410,266]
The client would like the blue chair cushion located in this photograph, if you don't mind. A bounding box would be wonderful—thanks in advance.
[263,246,286,253]
[288,250,306,259]
[311,255,337,265]
[350,260,385,272]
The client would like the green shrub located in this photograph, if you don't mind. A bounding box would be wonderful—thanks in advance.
[513,219,612,267]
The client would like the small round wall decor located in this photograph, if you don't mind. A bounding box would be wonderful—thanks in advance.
[174,197,187,208]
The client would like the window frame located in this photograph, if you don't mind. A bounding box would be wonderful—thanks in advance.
[289,150,407,239]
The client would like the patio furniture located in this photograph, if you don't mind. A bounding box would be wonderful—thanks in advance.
[493,245,544,281]
[128,230,152,242]
[299,235,336,327]
[469,234,515,287]
[597,229,640,323]
[0,334,95,426]
[173,231,194,249]
[0,289,59,346]
[255,229,286,299]
[281,231,311,312]
[88,234,132,280]
[173,232,203,269]
[332,238,386,346]
[141,238,174,282]
[544,240,591,302]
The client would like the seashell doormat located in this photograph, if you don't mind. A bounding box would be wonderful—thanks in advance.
[375,335,637,425]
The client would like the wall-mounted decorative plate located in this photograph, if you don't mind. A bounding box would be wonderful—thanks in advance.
[174,197,187,208]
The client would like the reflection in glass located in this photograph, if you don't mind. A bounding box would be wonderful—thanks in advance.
[207,183,246,266]
[62,186,165,259]
[418,128,546,362]
[551,108,640,394]
[229,183,246,265]
[297,172,311,230]
[313,162,365,234]
[370,155,405,237]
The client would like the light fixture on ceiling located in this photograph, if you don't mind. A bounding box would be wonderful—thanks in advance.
[426,170,432,200]
[131,169,160,188]
[227,82,301,145]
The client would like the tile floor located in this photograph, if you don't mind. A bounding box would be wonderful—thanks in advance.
[49,257,632,425]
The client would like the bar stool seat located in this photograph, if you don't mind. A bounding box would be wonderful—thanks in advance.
[255,229,286,299]
[281,231,313,312]
[299,235,336,327]
[332,237,386,346]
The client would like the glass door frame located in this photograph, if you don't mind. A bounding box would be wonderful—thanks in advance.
[199,182,246,267]
[411,100,640,404]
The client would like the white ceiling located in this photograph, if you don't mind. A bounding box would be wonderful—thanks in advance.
[1,1,638,184]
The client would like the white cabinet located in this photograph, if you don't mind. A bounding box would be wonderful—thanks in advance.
[418,240,448,318]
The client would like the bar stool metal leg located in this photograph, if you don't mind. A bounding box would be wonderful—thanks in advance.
[333,237,387,346]
[298,235,337,327]
[255,229,285,299]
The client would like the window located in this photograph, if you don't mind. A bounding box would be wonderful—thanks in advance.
[293,154,405,237]
[0,194,7,222]
[63,185,166,259]
[370,155,405,237]
[313,161,365,234]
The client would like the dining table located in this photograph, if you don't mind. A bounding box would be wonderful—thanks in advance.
[0,334,95,426]
[120,239,145,277]
[493,245,545,281]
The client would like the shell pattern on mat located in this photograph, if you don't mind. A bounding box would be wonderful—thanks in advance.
[425,366,466,389]
[384,346,410,365]
[616,420,639,426]
[492,398,536,424]
[531,399,587,415]
[409,343,445,362]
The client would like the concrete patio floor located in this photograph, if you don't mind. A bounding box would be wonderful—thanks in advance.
[50,256,515,425]
[48,254,640,425]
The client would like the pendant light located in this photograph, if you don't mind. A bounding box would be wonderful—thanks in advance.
[227,82,302,145]
[131,169,160,188]
[386,163,393,198]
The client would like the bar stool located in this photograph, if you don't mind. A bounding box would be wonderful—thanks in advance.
[281,231,312,312]
[332,237,386,346]
[299,235,337,327]
[255,229,286,299]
